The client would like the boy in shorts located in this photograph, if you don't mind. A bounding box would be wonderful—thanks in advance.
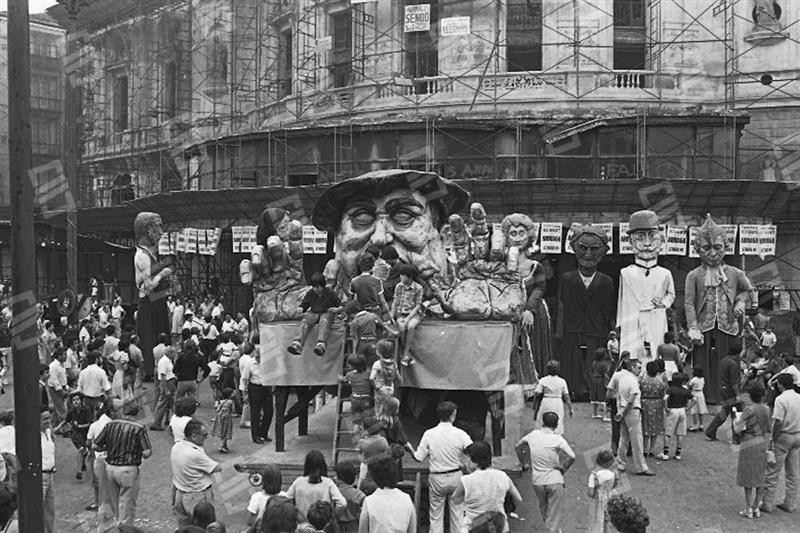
[289,272,343,357]
[659,372,694,461]
[390,263,423,366]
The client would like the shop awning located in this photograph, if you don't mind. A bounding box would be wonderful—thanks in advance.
[38,178,797,234]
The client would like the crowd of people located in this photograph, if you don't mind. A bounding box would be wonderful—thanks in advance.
[1,253,800,533]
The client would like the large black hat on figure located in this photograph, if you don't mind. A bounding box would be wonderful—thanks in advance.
[312,170,470,232]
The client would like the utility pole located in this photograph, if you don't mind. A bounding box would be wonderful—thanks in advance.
[8,0,45,531]
[64,28,80,316]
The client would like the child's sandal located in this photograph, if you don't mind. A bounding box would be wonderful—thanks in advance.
[739,508,753,519]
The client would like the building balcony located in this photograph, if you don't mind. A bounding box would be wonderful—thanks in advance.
[82,124,171,161]
[250,69,695,130]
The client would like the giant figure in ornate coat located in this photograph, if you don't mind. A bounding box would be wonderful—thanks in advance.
[557,225,615,398]
[617,210,675,363]
[685,215,753,402]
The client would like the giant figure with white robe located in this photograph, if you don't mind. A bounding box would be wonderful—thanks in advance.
[617,210,675,363]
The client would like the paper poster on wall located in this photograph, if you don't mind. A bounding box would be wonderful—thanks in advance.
[563,223,581,254]
[184,228,198,254]
[440,16,470,36]
[739,225,761,256]
[158,233,172,256]
[666,226,687,256]
[619,223,632,254]
[197,230,208,255]
[404,4,431,32]
[759,225,776,258]
[688,226,698,258]
[176,229,187,253]
[539,222,562,254]
[596,223,614,254]
[241,226,258,254]
[206,228,221,256]
[720,224,738,254]
[302,226,329,254]
[231,226,243,253]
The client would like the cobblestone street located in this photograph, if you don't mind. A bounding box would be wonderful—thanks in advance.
[2,381,799,532]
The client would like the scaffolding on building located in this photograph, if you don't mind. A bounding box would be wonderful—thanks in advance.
[53,0,800,303]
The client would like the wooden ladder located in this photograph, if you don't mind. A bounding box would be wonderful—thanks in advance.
[331,325,359,465]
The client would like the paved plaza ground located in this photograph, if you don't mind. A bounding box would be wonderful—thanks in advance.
[1,378,799,532]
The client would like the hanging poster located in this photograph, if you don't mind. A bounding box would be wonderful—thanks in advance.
[206,228,222,256]
[539,222,562,254]
[404,4,431,32]
[720,224,738,254]
[564,223,581,254]
[739,225,761,256]
[176,229,187,253]
[440,16,471,36]
[232,226,243,253]
[170,231,179,254]
[619,223,632,254]
[596,223,614,254]
[759,225,776,258]
[688,226,699,258]
[666,226,687,256]
[197,229,208,255]
[302,226,329,254]
[184,228,198,254]
[241,226,258,254]
[158,233,172,256]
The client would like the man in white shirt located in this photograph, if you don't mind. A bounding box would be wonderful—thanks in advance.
[237,311,250,339]
[152,334,171,411]
[241,349,272,443]
[614,359,654,476]
[64,336,82,386]
[413,401,473,533]
[41,411,56,533]
[77,351,112,410]
[221,314,237,334]
[516,412,575,533]
[47,348,69,432]
[171,419,222,528]
[762,374,800,513]
[151,340,177,431]
[0,410,15,455]
[86,399,114,513]
[238,346,253,429]
[101,325,119,359]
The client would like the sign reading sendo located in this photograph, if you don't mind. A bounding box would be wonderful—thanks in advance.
[404,4,431,32]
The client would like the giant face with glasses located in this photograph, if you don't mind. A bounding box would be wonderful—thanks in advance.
[312,170,469,285]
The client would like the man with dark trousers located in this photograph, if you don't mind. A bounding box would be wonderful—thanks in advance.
[241,346,273,443]
[705,344,743,442]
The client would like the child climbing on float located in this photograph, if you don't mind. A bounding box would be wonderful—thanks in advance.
[370,339,401,415]
[288,272,343,357]
[390,263,424,367]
